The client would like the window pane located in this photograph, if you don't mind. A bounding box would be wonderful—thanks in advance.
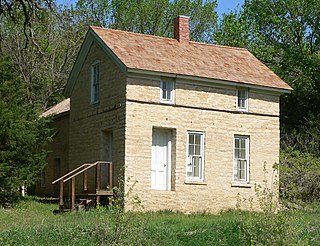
[166,89,171,100]
[240,148,246,159]
[162,81,167,90]
[239,169,245,180]
[195,134,201,145]
[166,81,172,91]
[235,138,239,148]
[240,138,245,148]
[235,148,239,158]
[189,145,194,155]
[195,145,200,155]
[189,134,194,145]
[162,89,166,99]
[239,99,244,108]
[193,156,201,177]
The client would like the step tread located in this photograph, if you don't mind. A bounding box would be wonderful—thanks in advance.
[81,189,113,196]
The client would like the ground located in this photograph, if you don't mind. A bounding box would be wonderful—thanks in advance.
[0,197,319,245]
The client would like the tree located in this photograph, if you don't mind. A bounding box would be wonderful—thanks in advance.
[0,0,53,49]
[0,56,51,205]
[75,0,218,42]
[242,0,320,130]
[0,4,85,108]
[215,0,320,155]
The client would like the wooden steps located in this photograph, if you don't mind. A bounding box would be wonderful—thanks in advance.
[52,161,113,212]
[81,189,113,196]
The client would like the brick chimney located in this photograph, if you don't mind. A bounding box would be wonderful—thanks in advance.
[174,16,190,43]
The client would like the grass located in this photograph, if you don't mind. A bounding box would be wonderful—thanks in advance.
[0,197,320,245]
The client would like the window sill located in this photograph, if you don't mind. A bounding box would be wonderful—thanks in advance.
[236,108,248,113]
[184,181,207,186]
[160,100,175,105]
[231,182,251,188]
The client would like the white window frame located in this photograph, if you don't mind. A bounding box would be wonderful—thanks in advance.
[160,79,175,103]
[236,88,248,111]
[233,135,250,183]
[91,60,100,104]
[186,131,205,182]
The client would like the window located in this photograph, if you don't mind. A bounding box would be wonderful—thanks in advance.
[233,135,249,182]
[186,132,204,181]
[237,88,248,111]
[91,61,100,104]
[40,167,46,187]
[160,79,174,103]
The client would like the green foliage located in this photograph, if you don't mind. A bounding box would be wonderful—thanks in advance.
[0,0,53,48]
[215,0,320,147]
[215,0,320,209]
[75,0,218,42]
[281,116,320,156]
[280,149,320,204]
[0,57,51,205]
[1,3,85,108]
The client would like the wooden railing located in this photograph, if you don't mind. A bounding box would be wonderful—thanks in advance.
[52,161,112,211]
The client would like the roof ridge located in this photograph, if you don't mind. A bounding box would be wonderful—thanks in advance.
[90,26,247,51]
[90,26,178,43]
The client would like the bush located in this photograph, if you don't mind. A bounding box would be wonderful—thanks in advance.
[280,149,320,204]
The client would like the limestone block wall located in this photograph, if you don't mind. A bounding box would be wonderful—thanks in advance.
[68,41,126,192]
[127,77,280,116]
[34,113,69,197]
[124,77,280,213]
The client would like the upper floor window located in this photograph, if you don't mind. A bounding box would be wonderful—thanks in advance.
[91,61,100,104]
[233,135,249,182]
[160,79,174,103]
[186,132,204,181]
[237,88,248,111]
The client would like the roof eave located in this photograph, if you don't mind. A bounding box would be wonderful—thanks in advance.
[127,68,292,94]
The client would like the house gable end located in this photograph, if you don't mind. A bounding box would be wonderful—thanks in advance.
[64,28,127,97]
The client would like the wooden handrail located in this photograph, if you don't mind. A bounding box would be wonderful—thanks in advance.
[63,161,110,182]
[52,161,113,211]
[63,163,95,183]
[52,163,91,184]
[52,161,111,184]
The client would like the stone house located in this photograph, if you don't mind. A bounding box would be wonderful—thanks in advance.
[36,16,292,212]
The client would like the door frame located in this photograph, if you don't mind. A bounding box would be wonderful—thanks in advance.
[151,128,172,191]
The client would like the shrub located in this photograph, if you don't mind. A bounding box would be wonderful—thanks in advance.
[280,149,320,204]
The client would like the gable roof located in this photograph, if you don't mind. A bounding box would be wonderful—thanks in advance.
[65,26,292,96]
[41,98,70,117]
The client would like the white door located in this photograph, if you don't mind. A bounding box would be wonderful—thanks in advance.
[151,130,170,190]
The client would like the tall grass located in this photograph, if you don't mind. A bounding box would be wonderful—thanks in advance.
[0,197,319,245]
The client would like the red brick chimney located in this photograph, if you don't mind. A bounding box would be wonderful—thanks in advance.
[174,16,190,43]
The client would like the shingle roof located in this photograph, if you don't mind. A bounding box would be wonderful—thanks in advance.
[41,98,70,117]
[91,26,291,91]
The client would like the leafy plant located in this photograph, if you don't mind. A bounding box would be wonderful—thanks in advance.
[280,149,320,205]
[0,56,51,206]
